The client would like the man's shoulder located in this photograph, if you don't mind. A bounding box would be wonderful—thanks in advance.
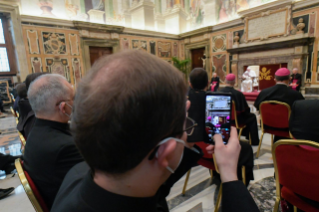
[51,162,89,212]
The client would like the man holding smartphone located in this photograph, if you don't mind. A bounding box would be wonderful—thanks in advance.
[187,68,254,185]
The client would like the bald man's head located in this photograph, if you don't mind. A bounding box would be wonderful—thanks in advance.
[28,74,73,117]
[293,68,298,74]
[72,50,188,174]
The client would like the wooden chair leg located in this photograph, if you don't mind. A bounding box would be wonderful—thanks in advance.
[249,133,252,145]
[214,184,223,212]
[241,166,246,186]
[256,132,264,158]
[271,134,274,151]
[210,169,214,180]
[182,169,191,196]
[238,128,243,139]
[293,206,297,212]
[273,197,280,212]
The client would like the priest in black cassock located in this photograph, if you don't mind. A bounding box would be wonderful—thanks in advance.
[254,68,304,110]
[254,68,304,142]
[187,68,254,186]
[289,68,302,92]
[210,72,220,91]
[220,74,259,146]
[23,74,83,209]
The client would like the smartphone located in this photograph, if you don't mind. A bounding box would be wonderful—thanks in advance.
[205,92,232,145]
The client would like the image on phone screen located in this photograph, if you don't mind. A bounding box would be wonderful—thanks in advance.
[205,94,232,144]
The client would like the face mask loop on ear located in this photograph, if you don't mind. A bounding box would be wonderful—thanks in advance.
[154,137,185,174]
[60,102,73,118]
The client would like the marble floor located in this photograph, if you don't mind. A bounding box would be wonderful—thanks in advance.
[0,107,276,212]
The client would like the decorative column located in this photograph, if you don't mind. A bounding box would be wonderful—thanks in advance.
[129,0,155,31]
[162,4,188,34]
[88,10,105,24]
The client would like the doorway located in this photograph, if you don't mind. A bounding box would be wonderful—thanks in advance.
[191,48,205,69]
[89,47,113,66]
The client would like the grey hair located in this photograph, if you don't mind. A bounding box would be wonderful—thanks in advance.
[28,74,71,116]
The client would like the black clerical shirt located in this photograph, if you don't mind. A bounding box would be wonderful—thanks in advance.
[23,118,83,209]
[51,162,159,212]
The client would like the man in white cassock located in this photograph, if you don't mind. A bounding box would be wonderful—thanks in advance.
[241,67,256,92]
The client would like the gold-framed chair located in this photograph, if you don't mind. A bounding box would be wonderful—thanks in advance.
[256,101,292,158]
[10,107,18,124]
[10,93,15,102]
[231,101,251,145]
[272,139,319,212]
[15,158,49,212]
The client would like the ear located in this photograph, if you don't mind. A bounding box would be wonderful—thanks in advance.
[156,139,176,169]
[186,100,191,111]
[188,81,193,88]
[59,102,66,113]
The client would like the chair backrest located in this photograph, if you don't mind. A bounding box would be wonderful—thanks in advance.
[10,106,17,117]
[18,131,26,147]
[231,101,240,127]
[273,140,319,202]
[260,101,291,129]
[15,159,49,212]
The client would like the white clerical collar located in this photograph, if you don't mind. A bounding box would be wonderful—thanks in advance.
[276,82,288,86]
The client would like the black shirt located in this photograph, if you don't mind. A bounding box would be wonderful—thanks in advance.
[51,162,158,212]
[23,119,83,209]
[52,146,203,212]
[254,84,304,110]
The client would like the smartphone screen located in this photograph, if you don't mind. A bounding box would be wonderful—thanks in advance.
[205,93,232,145]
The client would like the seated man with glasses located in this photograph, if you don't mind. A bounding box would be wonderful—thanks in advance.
[187,68,254,186]
[23,74,83,209]
[51,50,204,212]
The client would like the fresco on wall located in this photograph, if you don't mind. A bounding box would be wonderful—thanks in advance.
[19,0,278,33]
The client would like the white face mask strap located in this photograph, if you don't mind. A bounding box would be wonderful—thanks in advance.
[155,137,185,174]
[59,102,72,118]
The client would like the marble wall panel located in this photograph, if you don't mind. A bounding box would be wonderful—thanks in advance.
[212,34,226,53]
[42,32,67,55]
[69,34,80,56]
[26,30,40,54]
[212,54,226,82]
[30,57,43,73]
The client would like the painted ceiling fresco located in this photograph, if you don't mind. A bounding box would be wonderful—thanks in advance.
[18,0,277,33]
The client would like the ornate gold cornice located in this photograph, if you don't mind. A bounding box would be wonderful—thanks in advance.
[179,26,212,38]
[73,21,125,33]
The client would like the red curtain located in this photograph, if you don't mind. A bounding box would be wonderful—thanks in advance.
[259,64,280,90]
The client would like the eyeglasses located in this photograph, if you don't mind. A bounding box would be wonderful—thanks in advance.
[185,117,197,136]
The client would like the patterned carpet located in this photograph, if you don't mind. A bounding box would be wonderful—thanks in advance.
[249,176,281,212]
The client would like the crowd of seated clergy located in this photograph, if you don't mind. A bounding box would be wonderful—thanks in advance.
[11,50,319,212]
[12,50,258,212]
[187,68,254,186]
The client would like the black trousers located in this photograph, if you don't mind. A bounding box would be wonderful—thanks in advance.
[237,113,260,146]
[0,153,16,171]
[204,141,254,185]
[0,99,4,112]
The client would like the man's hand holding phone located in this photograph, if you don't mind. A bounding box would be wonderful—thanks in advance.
[206,127,241,183]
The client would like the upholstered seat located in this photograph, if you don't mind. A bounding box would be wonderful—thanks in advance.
[15,158,49,212]
[273,140,319,212]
